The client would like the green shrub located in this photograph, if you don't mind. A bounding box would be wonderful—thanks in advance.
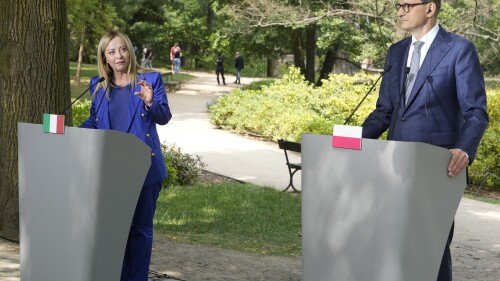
[209,66,379,142]
[71,100,92,127]
[161,142,206,188]
[468,89,500,189]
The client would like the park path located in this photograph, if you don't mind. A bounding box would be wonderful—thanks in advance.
[156,70,302,191]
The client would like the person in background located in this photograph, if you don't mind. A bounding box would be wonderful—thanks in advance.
[234,51,244,84]
[144,46,153,69]
[141,45,148,67]
[80,30,172,281]
[362,1,488,281]
[169,43,177,72]
[172,43,182,74]
[215,52,226,85]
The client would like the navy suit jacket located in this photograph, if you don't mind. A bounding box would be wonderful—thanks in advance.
[80,72,172,185]
[362,26,488,161]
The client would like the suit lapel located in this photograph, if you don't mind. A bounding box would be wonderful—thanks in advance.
[127,81,141,133]
[397,39,411,106]
[405,27,452,109]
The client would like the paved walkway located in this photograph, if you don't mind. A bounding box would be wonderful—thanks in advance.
[1,71,499,280]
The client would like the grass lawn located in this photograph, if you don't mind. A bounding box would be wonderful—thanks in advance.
[152,182,499,259]
[154,183,302,258]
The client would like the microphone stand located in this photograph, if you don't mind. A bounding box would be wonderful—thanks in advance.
[59,77,105,115]
[344,67,390,125]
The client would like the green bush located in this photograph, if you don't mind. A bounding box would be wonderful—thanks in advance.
[209,66,380,142]
[468,89,500,189]
[71,100,92,127]
[161,142,206,188]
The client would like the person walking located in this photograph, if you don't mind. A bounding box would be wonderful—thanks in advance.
[362,1,489,281]
[80,31,172,281]
[172,43,182,74]
[144,46,153,69]
[215,52,226,85]
[234,51,244,84]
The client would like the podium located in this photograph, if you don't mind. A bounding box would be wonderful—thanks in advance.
[18,123,151,281]
[302,134,466,281]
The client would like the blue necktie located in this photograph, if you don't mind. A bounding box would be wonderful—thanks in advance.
[406,41,424,104]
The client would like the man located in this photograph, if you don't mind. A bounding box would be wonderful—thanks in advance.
[362,1,488,280]
[234,51,244,84]
[215,52,226,85]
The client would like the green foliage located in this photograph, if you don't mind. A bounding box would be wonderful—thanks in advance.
[241,79,276,91]
[71,100,91,127]
[154,183,302,257]
[161,143,206,188]
[209,66,379,141]
[468,88,500,189]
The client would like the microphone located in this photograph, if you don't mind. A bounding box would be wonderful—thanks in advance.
[387,67,410,140]
[343,64,392,125]
[59,77,105,115]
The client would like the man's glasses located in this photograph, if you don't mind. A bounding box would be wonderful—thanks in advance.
[395,2,429,13]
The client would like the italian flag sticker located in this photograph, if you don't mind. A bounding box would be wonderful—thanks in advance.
[43,114,65,134]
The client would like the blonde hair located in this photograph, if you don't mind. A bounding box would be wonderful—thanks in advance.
[93,31,149,97]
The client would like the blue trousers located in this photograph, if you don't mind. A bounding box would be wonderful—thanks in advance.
[437,222,454,281]
[121,182,162,281]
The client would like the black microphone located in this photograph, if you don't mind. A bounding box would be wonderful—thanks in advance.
[387,67,410,140]
[59,77,105,115]
[344,64,392,125]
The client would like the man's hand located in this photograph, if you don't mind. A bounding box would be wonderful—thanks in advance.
[448,149,469,177]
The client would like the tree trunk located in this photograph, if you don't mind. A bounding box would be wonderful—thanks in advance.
[207,1,215,33]
[0,0,69,241]
[75,30,85,84]
[316,45,338,86]
[291,29,306,75]
[266,56,279,77]
[305,24,316,84]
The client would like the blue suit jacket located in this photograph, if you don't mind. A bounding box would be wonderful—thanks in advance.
[362,26,488,161]
[80,72,172,185]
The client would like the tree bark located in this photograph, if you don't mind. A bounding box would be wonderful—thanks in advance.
[316,47,337,86]
[305,24,316,84]
[75,30,85,84]
[0,0,69,241]
[291,29,306,75]
[266,56,279,77]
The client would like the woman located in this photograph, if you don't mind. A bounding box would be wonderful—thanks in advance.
[80,31,172,281]
[172,44,182,74]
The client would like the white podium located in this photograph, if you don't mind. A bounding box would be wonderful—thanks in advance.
[18,123,150,281]
[302,134,466,281]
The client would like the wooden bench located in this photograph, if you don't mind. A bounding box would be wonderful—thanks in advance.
[278,139,301,193]
[164,72,181,92]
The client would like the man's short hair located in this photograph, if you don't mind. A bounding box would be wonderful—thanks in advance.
[425,0,441,11]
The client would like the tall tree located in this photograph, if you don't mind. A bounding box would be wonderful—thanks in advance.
[0,0,69,241]
[67,0,118,83]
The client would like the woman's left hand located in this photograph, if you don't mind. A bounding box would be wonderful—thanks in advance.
[135,80,154,106]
